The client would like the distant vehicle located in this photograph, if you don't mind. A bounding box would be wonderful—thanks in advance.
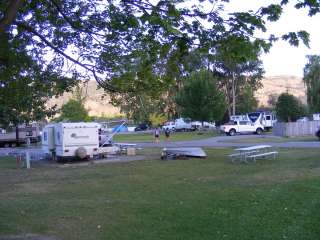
[42,122,100,161]
[220,120,264,136]
[313,113,320,121]
[191,121,202,130]
[0,123,41,147]
[191,121,216,130]
[203,121,216,129]
[174,118,194,131]
[134,123,149,131]
[230,115,248,121]
[297,117,309,122]
[162,121,176,131]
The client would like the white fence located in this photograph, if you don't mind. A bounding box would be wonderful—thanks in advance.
[273,120,320,137]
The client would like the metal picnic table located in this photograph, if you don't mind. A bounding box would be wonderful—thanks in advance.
[232,145,273,163]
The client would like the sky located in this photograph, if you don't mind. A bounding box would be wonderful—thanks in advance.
[224,0,320,77]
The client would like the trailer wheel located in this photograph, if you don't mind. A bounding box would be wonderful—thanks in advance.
[76,147,87,159]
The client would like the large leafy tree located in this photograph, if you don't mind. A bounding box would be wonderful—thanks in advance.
[213,35,264,116]
[303,55,320,113]
[0,0,318,126]
[0,43,76,125]
[1,0,315,89]
[176,70,226,123]
[236,84,258,114]
[55,99,90,122]
[275,92,306,122]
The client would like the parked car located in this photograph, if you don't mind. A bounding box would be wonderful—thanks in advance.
[134,123,149,131]
[230,115,248,121]
[191,121,216,130]
[162,121,176,131]
[313,113,320,121]
[203,121,216,129]
[297,117,309,122]
[174,118,194,131]
[191,121,202,130]
[220,120,264,136]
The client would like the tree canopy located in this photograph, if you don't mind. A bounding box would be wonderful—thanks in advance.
[275,92,306,122]
[176,70,226,122]
[55,99,89,122]
[1,1,316,89]
[236,84,258,114]
[303,55,320,113]
[1,0,319,125]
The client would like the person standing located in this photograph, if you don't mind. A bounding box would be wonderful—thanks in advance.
[154,127,160,143]
[165,128,171,141]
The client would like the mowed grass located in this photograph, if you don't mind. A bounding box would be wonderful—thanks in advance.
[220,135,319,143]
[113,130,219,142]
[1,148,320,240]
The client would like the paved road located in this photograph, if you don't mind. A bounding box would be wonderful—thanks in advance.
[135,134,320,149]
[1,135,319,158]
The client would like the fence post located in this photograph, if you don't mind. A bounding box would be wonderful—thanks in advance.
[26,152,31,169]
[16,155,21,169]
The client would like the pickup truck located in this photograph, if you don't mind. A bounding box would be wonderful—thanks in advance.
[220,120,264,136]
[162,118,195,132]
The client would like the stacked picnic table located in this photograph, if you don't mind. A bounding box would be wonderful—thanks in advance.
[229,145,278,163]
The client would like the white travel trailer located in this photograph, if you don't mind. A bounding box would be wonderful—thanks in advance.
[230,115,248,121]
[247,112,277,130]
[42,122,100,160]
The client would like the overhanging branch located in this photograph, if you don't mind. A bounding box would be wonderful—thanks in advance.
[15,21,120,92]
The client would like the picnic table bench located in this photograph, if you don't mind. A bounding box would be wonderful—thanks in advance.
[229,145,278,163]
[246,151,278,162]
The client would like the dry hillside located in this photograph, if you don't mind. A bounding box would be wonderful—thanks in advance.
[48,76,306,116]
[255,75,306,107]
[47,81,120,117]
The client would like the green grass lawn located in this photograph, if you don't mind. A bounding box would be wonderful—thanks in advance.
[113,130,219,142]
[1,148,320,240]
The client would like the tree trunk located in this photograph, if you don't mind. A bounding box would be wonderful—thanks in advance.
[232,73,236,115]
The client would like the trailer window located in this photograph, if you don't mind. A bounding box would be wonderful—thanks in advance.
[43,132,47,141]
[266,116,271,120]
[26,131,33,136]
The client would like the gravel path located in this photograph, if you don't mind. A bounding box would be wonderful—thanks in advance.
[135,134,320,149]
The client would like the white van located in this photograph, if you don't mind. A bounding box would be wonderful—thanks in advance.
[162,121,176,131]
[42,122,100,161]
[174,118,194,131]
